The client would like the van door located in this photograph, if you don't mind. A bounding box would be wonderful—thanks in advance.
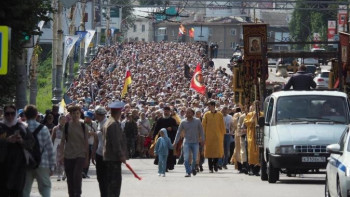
[264,96,274,158]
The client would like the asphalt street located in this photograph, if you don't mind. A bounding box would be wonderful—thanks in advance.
[29,158,325,197]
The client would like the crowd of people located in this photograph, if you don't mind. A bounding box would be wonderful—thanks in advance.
[0,41,265,197]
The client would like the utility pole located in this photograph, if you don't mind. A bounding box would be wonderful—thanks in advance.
[52,1,63,104]
[79,0,86,69]
[52,0,58,95]
[15,50,28,109]
[65,5,77,88]
[105,0,110,46]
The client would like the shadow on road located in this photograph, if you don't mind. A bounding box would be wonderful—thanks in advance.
[277,179,325,185]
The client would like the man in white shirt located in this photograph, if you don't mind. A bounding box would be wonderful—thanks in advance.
[220,106,233,169]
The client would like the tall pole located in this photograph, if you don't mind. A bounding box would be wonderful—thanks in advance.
[52,0,58,95]
[65,5,77,88]
[106,0,110,46]
[79,0,86,69]
[52,1,63,104]
[16,50,28,109]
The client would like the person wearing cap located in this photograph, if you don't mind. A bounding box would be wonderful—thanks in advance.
[202,100,225,173]
[92,106,108,197]
[152,106,178,171]
[103,101,127,197]
[82,111,97,179]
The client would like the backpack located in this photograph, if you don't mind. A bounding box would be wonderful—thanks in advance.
[26,124,44,169]
[64,122,86,142]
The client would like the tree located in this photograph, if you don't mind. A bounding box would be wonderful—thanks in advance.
[0,0,54,105]
[289,0,337,50]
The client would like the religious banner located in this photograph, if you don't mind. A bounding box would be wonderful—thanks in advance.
[340,32,350,95]
[63,35,79,75]
[84,29,95,56]
[328,20,336,43]
[242,24,268,104]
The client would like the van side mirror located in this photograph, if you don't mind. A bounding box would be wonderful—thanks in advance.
[258,117,265,127]
[326,144,342,155]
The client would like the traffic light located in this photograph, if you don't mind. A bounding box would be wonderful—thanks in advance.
[21,32,34,48]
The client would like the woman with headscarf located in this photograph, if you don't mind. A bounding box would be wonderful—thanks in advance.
[0,104,34,196]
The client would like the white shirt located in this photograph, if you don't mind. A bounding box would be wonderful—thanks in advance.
[223,114,233,134]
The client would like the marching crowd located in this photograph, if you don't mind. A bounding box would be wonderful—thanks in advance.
[0,41,263,197]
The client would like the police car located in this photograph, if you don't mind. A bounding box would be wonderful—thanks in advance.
[325,127,350,197]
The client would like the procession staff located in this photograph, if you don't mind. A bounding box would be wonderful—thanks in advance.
[103,101,127,197]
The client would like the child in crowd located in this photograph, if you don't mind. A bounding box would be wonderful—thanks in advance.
[154,128,173,177]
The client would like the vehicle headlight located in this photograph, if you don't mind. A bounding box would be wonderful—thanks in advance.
[346,166,350,177]
[275,146,295,154]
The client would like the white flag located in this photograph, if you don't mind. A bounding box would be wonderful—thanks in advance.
[63,35,79,75]
[84,30,96,56]
[27,20,45,75]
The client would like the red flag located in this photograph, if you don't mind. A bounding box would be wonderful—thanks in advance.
[190,63,206,95]
[189,28,194,38]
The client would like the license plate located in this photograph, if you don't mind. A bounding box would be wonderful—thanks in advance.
[301,157,326,162]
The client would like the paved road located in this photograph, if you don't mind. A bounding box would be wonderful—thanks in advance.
[30,158,325,197]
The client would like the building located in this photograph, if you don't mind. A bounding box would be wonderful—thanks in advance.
[125,8,155,42]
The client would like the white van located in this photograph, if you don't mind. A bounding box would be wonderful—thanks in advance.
[259,91,350,183]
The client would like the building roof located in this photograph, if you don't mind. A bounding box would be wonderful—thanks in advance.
[259,11,291,27]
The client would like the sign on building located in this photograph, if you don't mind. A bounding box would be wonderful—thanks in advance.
[0,26,10,75]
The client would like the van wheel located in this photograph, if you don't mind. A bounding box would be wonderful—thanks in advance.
[337,177,342,197]
[325,176,330,197]
[267,161,279,183]
[260,159,268,181]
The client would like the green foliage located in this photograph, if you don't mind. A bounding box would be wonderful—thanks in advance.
[111,0,135,32]
[289,0,337,50]
[0,0,54,56]
[36,51,53,113]
[139,0,165,6]
[0,0,54,107]
[0,64,17,105]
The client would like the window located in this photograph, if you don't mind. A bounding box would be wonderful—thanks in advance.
[209,28,213,36]
[142,25,145,32]
[133,25,137,32]
[142,38,145,42]
[231,42,236,49]
[266,97,274,124]
[276,96,348,123]
[339,130,348,151]
[231,28,236,36]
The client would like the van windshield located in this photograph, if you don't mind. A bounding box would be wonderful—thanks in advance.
[276,96,348,124]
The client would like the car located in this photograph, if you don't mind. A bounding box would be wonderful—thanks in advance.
[259,91,349,183]
[305,65,317,77]
[277,57,298,72]
[298,58,319,66]
[325,127,350,197]
[268,58,278,67]
[314,71,330,89]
